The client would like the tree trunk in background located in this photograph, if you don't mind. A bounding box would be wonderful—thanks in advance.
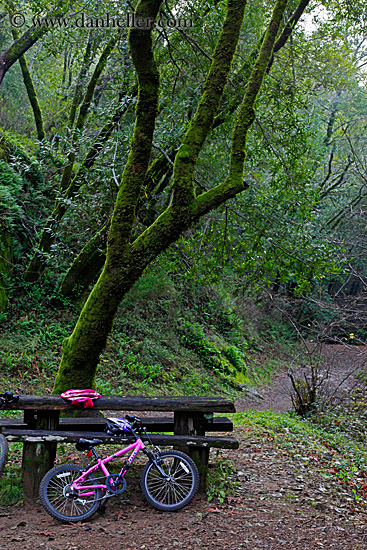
[0,232,11,312]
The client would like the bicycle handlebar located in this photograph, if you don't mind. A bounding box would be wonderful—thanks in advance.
[125,414,143,429]
[0,392,19,407]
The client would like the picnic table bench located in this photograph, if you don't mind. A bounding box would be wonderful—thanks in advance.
[0,395,239,499]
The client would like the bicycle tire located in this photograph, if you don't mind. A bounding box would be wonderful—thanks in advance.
[39,463,101,523]
[141,450,199,511]
[0,433,8,478]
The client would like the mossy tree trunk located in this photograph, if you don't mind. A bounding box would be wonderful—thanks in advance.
[0,232,12,312]
[10,26,45,142]
[59,223,108,299]
[53,0,288,393]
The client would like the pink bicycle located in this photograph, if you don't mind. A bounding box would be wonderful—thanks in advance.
[39,414,199,522]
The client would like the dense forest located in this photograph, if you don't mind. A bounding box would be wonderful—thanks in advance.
[1,0,367,399]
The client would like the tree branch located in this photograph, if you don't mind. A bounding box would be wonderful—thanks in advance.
[0,24,49,85]
[213,0,310,129]
[10,27,45,141]
[171,0,248,208]
[106,0,162,256]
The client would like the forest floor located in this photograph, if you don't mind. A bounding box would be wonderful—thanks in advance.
[1,345,367,550]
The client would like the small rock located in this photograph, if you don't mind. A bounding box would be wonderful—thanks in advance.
[239,385,264,399]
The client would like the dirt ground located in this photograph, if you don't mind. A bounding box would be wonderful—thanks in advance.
[1,345,367,550]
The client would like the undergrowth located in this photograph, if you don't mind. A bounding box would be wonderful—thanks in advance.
[207,452,239,503]
[0,443,24,506]
[234,410,367,505]
[0,257,292,396]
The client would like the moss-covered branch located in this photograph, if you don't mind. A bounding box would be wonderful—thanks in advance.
[171,0,248,208]
[213,0,309,128]
[229,0,288,184]
[0,24,49,85]
[10,28,45,141]
[69,32,96,127]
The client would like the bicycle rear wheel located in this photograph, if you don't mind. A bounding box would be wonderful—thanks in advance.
[39,464,101,523]
[141,450,199,511]
[0,434,8,477]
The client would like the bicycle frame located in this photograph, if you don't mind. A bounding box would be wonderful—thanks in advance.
[39,423,199,520]
[71,437,147,496]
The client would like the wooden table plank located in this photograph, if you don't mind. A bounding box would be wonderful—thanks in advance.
[0,395,236,412]
[3,429,239,449]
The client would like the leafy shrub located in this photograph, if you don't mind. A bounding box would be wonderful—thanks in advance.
[207,453,239,503]
[0,160,23,231]
[222,344,247,374]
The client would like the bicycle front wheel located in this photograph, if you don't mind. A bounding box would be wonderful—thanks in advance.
[141,450,199,511]
[0,433,8,477]
[39,464,101,523]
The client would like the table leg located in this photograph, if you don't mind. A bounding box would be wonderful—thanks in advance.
[174,411,209,492]
[22,410,59,499]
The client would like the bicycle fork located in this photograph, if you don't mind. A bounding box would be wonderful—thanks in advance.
[143,448,170,479]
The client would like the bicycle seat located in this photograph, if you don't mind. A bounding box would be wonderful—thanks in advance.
[76,438,104,451]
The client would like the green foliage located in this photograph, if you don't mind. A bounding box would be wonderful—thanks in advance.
[121,351,163,386]
[181,321,246,377]
[207,452,239,503]
[222,344,248,370]
[259,316,298,347]
[0,160,23,231]
[0,443,24,506]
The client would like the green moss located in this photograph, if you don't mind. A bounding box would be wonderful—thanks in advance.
[11,27,45,141]
[0,232,11,312]
[171,0,248,207]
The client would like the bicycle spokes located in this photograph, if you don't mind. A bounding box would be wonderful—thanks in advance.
[141,451,199,511]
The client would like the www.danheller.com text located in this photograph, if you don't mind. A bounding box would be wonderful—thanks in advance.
[28,12,194,29]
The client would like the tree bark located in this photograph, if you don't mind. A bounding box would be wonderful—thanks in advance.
[59,224,108,299]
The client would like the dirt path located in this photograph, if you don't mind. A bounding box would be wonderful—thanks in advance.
[1,345,367,550]
[236,365,293,413]
[236,344,367,413]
